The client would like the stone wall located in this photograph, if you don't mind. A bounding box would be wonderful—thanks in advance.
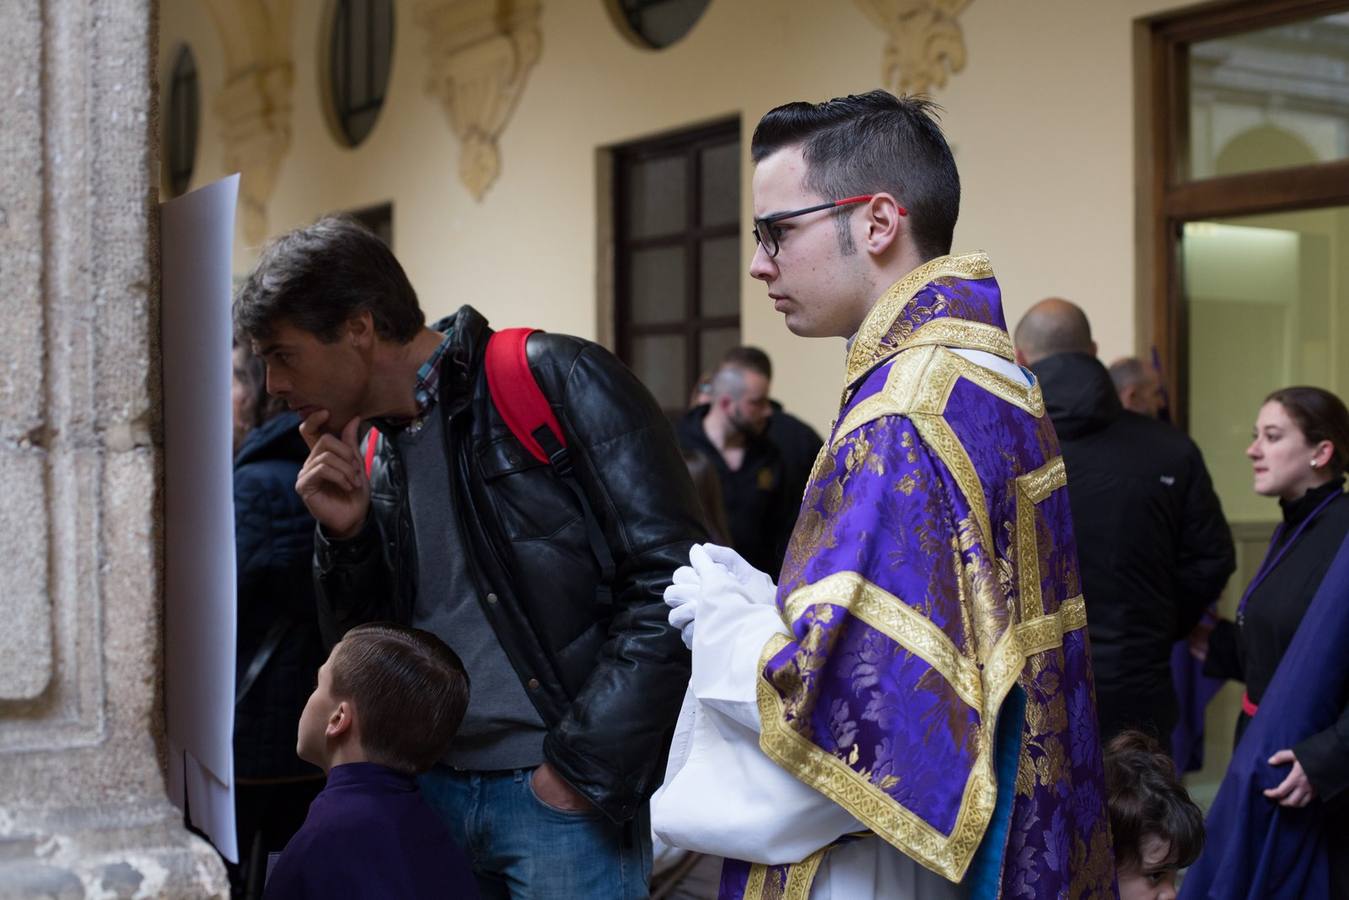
[0,1,228,896]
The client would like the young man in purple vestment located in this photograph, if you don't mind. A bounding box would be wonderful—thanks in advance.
[652,91,1117,898]
[264,623,479,899]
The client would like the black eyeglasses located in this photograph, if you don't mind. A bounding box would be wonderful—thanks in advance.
[753,194,904,258]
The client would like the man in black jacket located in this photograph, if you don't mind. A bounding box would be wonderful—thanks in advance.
[676,354,796,575]
[234,216,705,898]
[1013,298,1235,747]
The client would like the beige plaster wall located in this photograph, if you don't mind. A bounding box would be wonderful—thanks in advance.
[160,0,1181,434]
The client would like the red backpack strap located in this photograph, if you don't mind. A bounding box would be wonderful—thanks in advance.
[364,426,380,478]
[485,328,568,465]
[484,327,615,593]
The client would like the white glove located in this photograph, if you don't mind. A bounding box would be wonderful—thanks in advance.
[697,544,777,606]
[664,562,701,648]
[664,545,770,649]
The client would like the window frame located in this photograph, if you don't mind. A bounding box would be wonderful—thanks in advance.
[1137,0,1349,427]
[612,119,741,416]
[326,0,394,149]
[166,45,199,198]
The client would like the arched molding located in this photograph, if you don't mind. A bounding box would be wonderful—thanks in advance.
[855,0,973,96]
[416,0,542,201]
[203,0,294,243]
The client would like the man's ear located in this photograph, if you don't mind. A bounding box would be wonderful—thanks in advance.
[346,311,375,348]
[1014,347,1029,367]
[863,193,905,256]
[327,700,355,739]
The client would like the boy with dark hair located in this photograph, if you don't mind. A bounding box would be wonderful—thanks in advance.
[264,624,478,899]
[1104,731,1205,900]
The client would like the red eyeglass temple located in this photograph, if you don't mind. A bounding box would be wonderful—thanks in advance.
[833,195,907,216]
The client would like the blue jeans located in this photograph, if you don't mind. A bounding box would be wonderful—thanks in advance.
[419,766,651,899]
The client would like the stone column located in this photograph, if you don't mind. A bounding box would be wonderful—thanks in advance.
[0,1,228,896]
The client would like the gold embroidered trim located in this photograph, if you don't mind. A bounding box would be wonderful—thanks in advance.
[833,347,936,441]
[760,594,1089,883]
[912,414,995,556]
[785,847,828,900]
[1020,455,1067,503]
[896,318,1015,361]
[745,862,768,899]
[845,252,994,388]
[782,572,983,711]
[1013,456,1068,619]
[834,349,1040,446]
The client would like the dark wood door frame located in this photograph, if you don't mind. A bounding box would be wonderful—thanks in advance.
[1135,0,1349,427]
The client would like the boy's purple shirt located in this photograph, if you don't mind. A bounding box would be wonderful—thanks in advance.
[722,254,1116,898]
[264,761,479,899]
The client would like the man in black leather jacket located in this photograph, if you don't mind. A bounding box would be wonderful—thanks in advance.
[1014,298,1235,749]
[234,216,705,898]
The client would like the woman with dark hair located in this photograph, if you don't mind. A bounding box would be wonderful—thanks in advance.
[229,344,327,898]
[1187,385,1349,899]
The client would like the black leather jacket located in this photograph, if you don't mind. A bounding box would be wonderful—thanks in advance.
[314,305,704,822]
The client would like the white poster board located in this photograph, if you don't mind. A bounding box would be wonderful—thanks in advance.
[162,174,240,863]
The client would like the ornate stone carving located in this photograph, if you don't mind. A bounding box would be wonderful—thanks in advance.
[855,0,973,96]
[204,0,293,243]
[417,0,542,201]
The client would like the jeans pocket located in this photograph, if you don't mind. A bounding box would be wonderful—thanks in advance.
[525,768,601,819]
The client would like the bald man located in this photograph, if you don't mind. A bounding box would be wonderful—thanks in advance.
[1013,298,1234,748]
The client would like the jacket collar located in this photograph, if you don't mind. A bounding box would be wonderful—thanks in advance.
[234,411,306,468]
[370,305,489,434]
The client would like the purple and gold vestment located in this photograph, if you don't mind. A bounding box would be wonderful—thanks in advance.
[726,254,1116,898]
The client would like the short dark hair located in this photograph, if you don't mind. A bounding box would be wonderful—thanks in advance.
[233,215,424,345]
[722,346,772,381]
[1265,386,1349,476]
[1104,731,1204,873]
[329,623,470,774]
[751,90,960,260]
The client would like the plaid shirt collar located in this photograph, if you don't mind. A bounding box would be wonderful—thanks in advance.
[402,329,454,434]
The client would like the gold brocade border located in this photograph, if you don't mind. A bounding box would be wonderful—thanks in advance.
[745,863,767,899]
[1013,457,1067,619]
[845,252,994,388]
[912,414,995,558]
[785,847,828,899]
[833,348,1045,560]
[757,631,995,882]
[895,318,1016,361]
[835,346,1041,448]
[759,587,1088,882]
[783,572,983,711]
[742,846,827,900]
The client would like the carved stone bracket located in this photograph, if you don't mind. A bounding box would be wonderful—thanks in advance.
[204,0,293,243]
[417,0,542,201]
[855,0,973,96]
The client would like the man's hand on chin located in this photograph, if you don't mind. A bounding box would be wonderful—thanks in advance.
[296,410,371,540]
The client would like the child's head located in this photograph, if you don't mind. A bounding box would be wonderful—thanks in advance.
[297,623,469,774]
[1104,731,1205,900]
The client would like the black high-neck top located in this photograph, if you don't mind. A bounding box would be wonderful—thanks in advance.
[1208,478,1349,705]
